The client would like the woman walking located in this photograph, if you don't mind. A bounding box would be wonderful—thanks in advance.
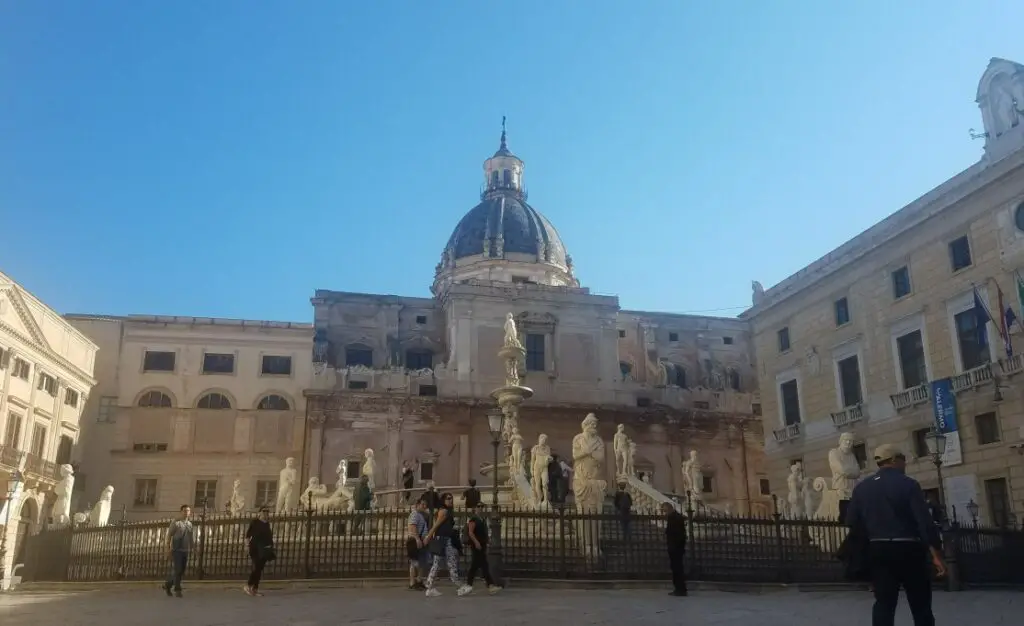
[244,507,274,596]
[423,492,472,598]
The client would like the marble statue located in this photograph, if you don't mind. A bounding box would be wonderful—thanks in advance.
[529,434,551,505]
[802,475,816,519]
[336,458,348,488]
[625,440,637,477]
[681,450,704,500]
[53,464,75,525]
[571,413,607,510]
[829,433,861,501]
[641,472,651,485]
[503,312,523,350]
[613,424,629,476]
[72,485,115,527]
[509,427,524,475]
[299,477,328,509]
[276,457,298,513]
[228,479,245,516]
[751,280,765,305]
[786,463,805,518]
[505,355,522,386]
[362,448,377,491]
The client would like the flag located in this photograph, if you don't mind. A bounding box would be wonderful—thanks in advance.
[972,287,991,348]
[997,284,1013,358]
[1015,270,1024,328]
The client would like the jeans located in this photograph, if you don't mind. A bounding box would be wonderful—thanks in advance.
[247,548,268,590]
[619,515,631,540]
[165,551,189,591]
[425,537,462,588]
[869,542,935,626]
[466,547,494,586]
[668,549,687,594]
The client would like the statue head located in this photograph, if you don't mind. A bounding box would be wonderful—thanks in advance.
[506,312,515,323]
[616,424,625,433]
[100,485,114,501]
[60,464,74,479]
[285,457,295,468]
[689,450,699,461]
[582,413,598,433]
[308,477,319,487]
[838,432,854,453]
[233,478,241,490]
[538,433,548,445]
[364,448,374,459]
[790,462,801,475]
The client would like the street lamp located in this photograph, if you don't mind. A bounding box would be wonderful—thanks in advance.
[485,409,505,587]
[924,427,948,519]
[966,499,980,526]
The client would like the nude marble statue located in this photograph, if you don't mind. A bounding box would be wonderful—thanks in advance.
[530,434,551,505]
[362,448,377,491]
[503,312,523,350]
[787,462,805,519]
[613,424,629,476]
[276,457,298,513]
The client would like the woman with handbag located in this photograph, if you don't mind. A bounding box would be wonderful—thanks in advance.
[423,492,472,598]
[244,506,275,596]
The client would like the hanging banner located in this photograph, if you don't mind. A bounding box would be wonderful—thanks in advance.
[930,378,963,467]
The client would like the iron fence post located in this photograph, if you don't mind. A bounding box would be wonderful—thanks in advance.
[685,491,696,577]
[770,495,789,583]
[197,499,208,580]
[303,502,313,578]
[558,505,567,579]
[115,505,127,579]
[942,522,962,591]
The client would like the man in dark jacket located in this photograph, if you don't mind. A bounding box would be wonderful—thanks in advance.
[613,483,633,541]
[661,502,688,596]
[354,476,372,535]
[846,444,946,626]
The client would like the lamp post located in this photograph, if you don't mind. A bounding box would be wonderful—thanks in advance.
[966,499,979,526]
[486,409,505,587]
[924,427,948,519]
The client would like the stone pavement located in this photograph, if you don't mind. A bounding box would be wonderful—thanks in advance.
[0,585,1020,625]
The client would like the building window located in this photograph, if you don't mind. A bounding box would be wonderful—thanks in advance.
[949,236,972,272]
[257,394,290,410]
[984,478,1011,527]
[97,396,117,422]
[974,412,1000,445]
[667,363,686,388]
[618,330,626,338]
[896,330,927,389]
[420,462,435,482]
[406,349,433,370]
[418,384,438,397]
[751,403,762,416]
[64,388,80,408]
[701,476,714,494]
[255,480,277,509]
[851,443,867,470]
[728,369,740,391]
[55,435,73,465]
[142,350,176,372]
[30,424,47,457]
[132,443,168,452]
[892,266,912,299]
[348,380,368,390]
[138,390,173,408]
[779,379,800,426]
[619,361,632,379]
[912,428,930,458]
[723,336,734,345]
[777,327,790,353]
[345,346,373,368]
[197,392,232,410]
[525,333,545,372]
[12,357,30,380]
[194,480,218,508]
[415,315,427,325]
[37,373,58,396]
[346,460,361,480]
[954,309,989,371]
[202,353,235,375]
[834,297,850,326]
[261,355,292,376]
[503,169,512,186]
[4,413,21,448]
[0,347,8,369]
[133,478,158,508]
[837,355,863,407]
[668,332,679,342]
[759,479,771,496]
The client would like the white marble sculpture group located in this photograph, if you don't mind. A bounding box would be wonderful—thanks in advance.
[782,433,863,524]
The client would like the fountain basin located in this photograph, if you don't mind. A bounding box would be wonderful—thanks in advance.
[490,385,534,406]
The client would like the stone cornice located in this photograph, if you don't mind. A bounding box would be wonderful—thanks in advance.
[0,320,97,388]
[741,148,1024,320]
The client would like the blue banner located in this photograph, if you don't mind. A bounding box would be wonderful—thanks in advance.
[930,378,958,434]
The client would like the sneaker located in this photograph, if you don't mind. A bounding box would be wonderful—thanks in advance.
[174,590,183,598]
[425,587,442,597]
[163,584,172,597]
[456,584,473,596]
[487,585,501,594]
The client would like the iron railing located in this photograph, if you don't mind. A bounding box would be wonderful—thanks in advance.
[17,505,1024,586]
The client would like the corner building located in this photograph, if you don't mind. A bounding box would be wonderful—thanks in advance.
[744,58,1024,526]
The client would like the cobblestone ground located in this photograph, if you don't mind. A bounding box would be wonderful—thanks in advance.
[1,586,1020,625]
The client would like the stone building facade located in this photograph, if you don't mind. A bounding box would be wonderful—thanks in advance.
[0,271,98,585]
[743,58,1024,526]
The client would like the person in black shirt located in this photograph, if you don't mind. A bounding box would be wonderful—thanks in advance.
[661,502,688,596]
[462,479,481,508]
[613,483,633,541]
[402,462,415,503]
[846,444,946,626]
[244,507,274,596]
[464,502,499,593]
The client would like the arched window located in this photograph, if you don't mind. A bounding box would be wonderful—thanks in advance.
[138,390,173,408]
[345,344,374,368]
[491,170,499,186]
[619,361,632,379]
[729,369,741,391]
[502,169,512,185]
[666,364,686,388]
[197,392,232,410]
[257,394,291,411]
[405,348,433,370]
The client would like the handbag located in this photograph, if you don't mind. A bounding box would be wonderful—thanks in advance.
[428,537,445,556]
[259,545,277,563]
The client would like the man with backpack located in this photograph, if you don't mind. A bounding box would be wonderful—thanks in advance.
[464,502,500,594]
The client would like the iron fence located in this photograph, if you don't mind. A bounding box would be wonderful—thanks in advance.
[17,505,1024,586]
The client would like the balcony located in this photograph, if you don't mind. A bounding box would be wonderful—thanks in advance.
[23,453,58,480]
[830,403,866,428]
[0,444,22,469]
[772,423,802,443]
[890,384,930,411]
[999,353,1024,377]
[950,363,994,394]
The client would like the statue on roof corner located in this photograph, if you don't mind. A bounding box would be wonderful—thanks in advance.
[751,281,765,306]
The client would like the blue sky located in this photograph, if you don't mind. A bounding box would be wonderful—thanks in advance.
[2,2,1022,322]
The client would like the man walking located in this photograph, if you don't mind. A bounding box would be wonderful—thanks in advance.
[406,497,429,590]
[613,483,633,541]
[462,479,481,509]
[661,502,688,596]
[163,505,193,598]
[846,444,946,626]
[464,502,499,593]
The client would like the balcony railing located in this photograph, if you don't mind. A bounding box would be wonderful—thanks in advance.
[0,443,23,469]
[772,422,801,443]
[890,384,930,411]
[24,453,59,481]
[950,363,994,394]
[999,353,1024,376]
[830,403,865,428]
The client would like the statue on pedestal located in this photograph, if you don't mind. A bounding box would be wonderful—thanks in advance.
[681,450,704,500]
[73,485,115,527]
[53,464,75,525]
[509,427,524,475]
[503,312,523,350]
[336,458,349,489]
[625,440,637,477]
[786,462,805,519]
[362,449,377,491]
[530,434,551,505]
[830,433,861,501]
[299,477,328,509]
[276,457,298,513]
[571,413,607,510]
[613,424,629,476]
[228,479,245,516]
